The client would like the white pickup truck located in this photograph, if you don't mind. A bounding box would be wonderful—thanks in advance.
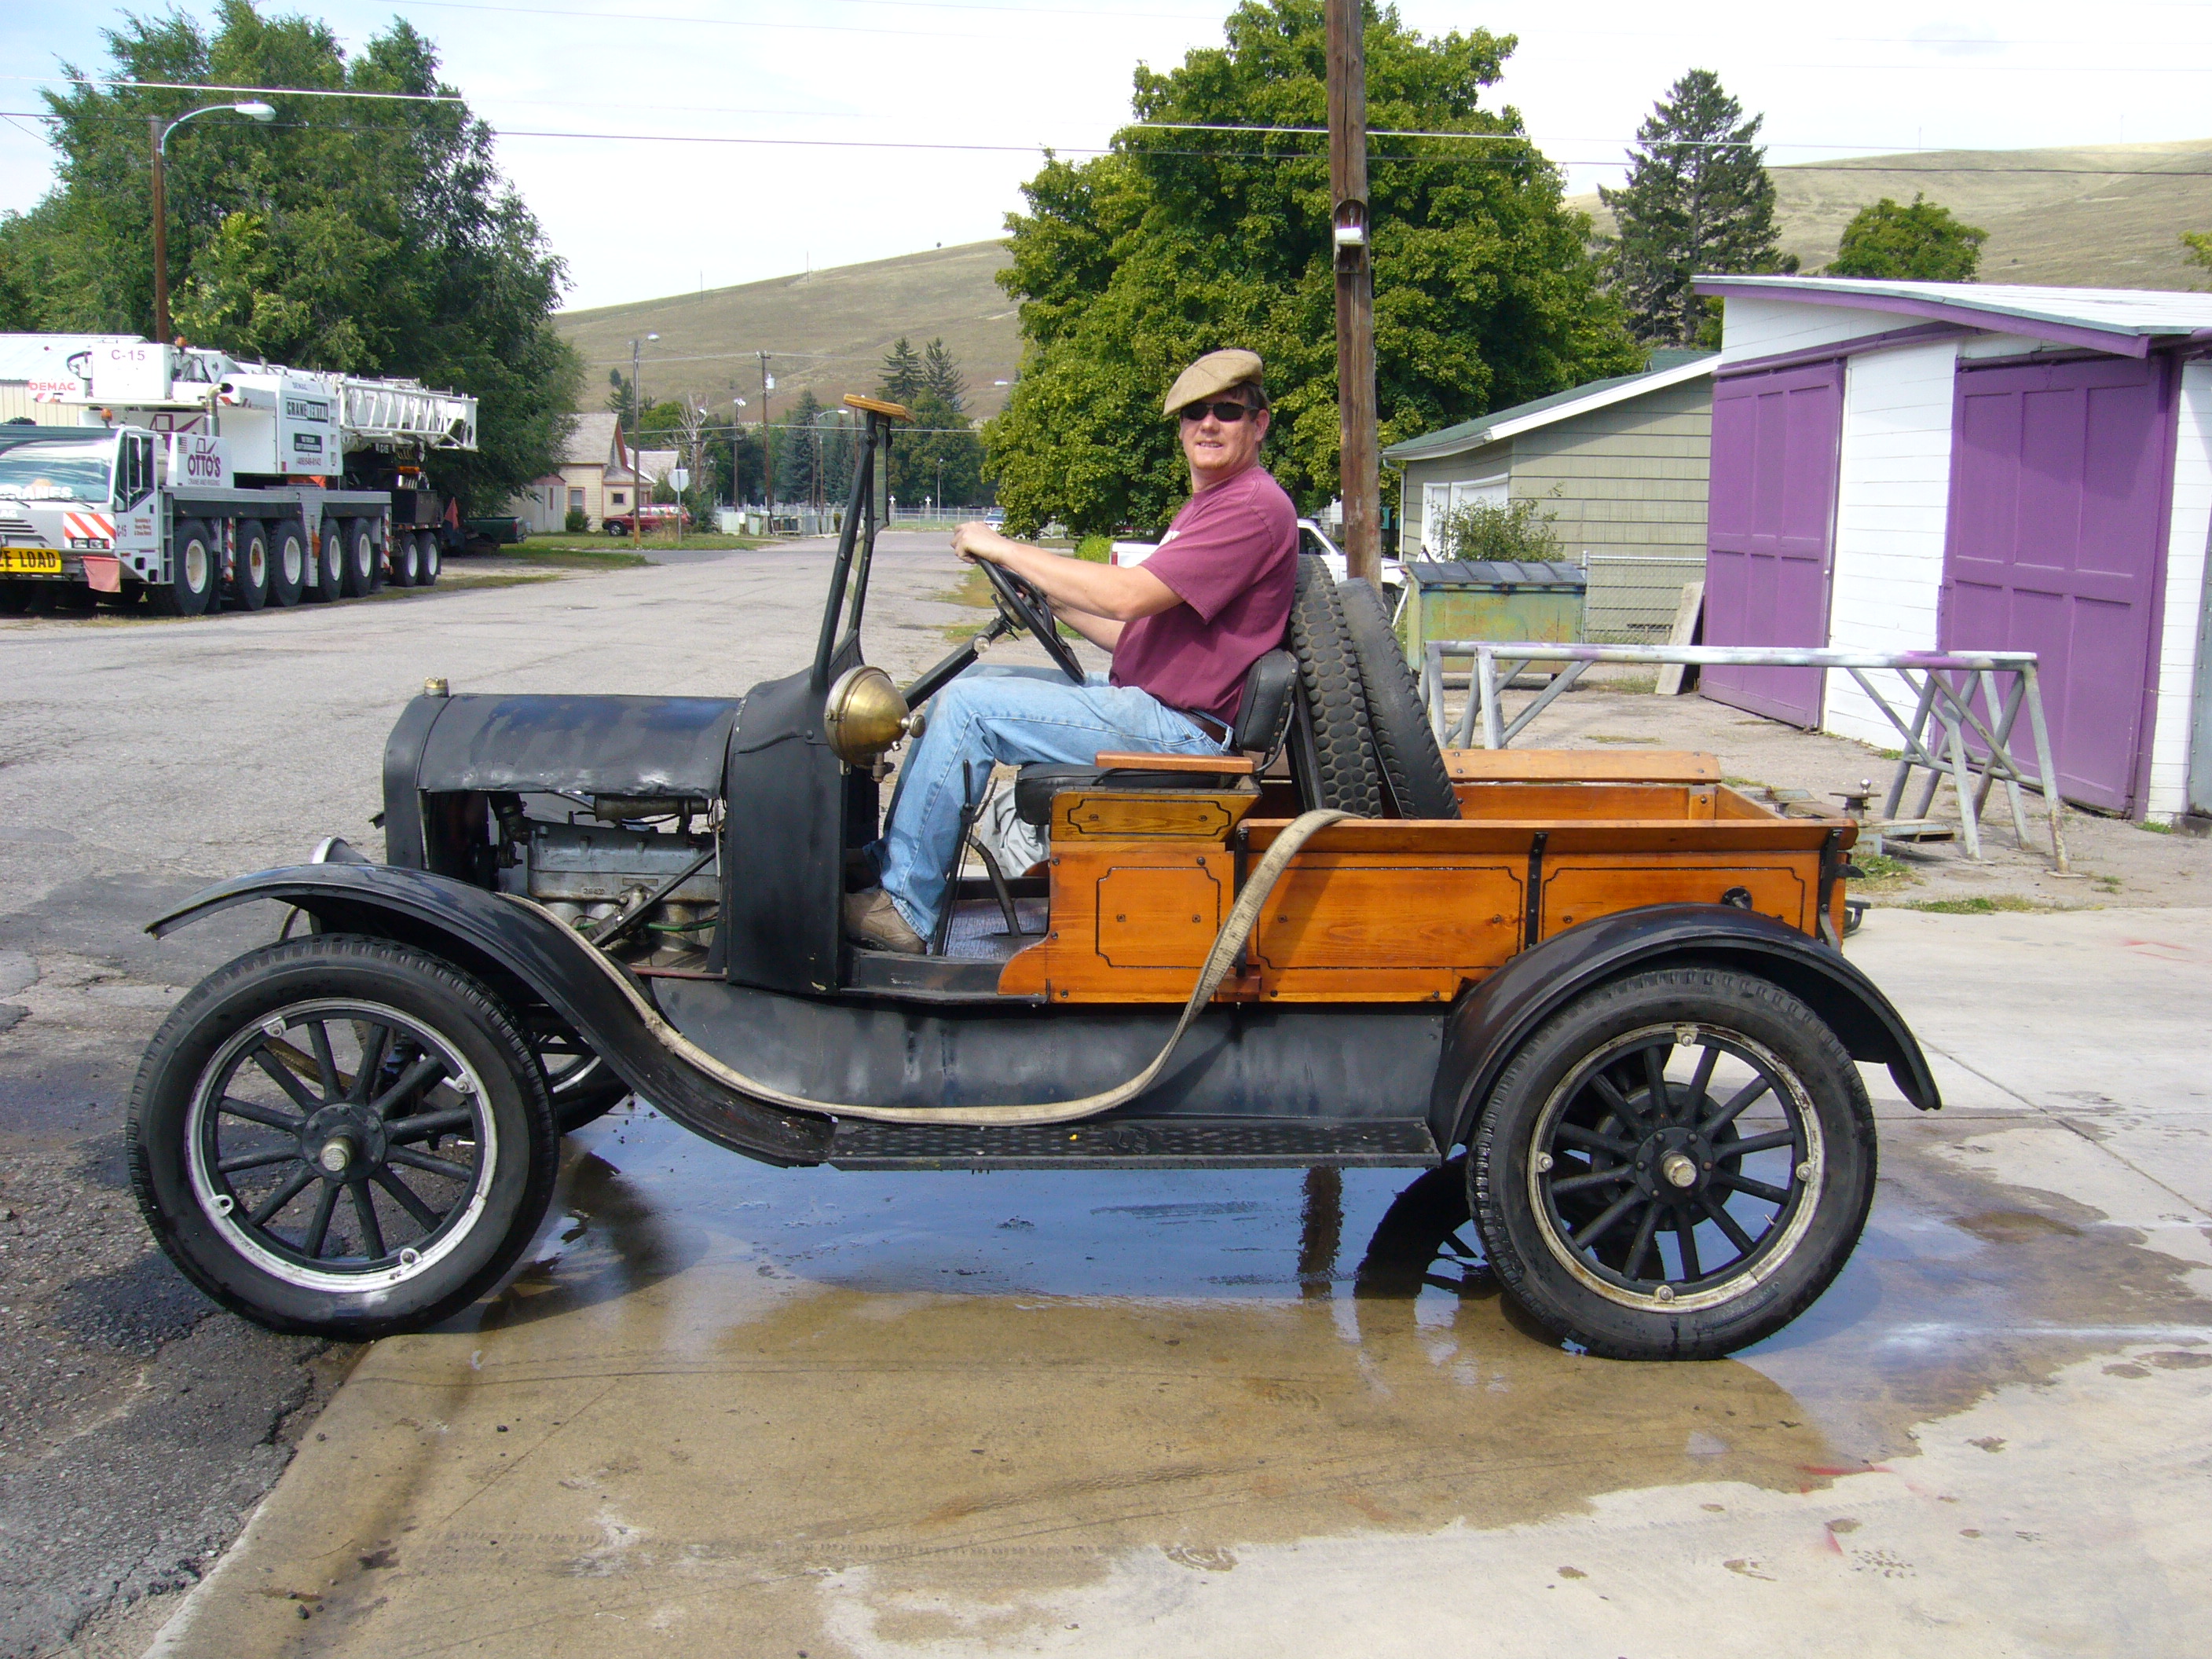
[1110,516,1405,598]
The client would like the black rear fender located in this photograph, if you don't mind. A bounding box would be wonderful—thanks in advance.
[148,864,832,1166]
[1430,904,1940,1152]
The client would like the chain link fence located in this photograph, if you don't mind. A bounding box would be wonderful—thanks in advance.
[1578,555,1705,644]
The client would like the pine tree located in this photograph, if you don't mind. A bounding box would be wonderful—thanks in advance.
[922,338,966,413]
[878,337,924,404]
[782,387,823,507]
[1600,69,1794,347]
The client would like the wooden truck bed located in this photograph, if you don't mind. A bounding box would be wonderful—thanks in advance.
[997,751,1853,1003]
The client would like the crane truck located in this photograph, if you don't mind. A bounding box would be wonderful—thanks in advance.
[0,335,478,616]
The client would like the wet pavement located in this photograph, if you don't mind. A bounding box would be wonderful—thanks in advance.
[141,914,2212,1657]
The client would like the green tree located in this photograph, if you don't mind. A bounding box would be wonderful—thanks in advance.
[986,0,1637,537]
[890,392,987,511]
[878,337,925,404]
[1434,495,1559,562]
[922,337,966,412]
[1828,195,1986,281]
[2186,232,2212,288]
[0,2,580,511]
[782,387,824,507]
[819,408,859,508]
[1600,68,1795,348]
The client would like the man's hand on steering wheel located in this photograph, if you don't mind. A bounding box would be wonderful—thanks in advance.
[954,525,1086,684]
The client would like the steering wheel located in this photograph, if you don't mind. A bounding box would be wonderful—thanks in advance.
[976,557,1086,684]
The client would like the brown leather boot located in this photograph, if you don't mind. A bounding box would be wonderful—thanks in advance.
[844,888,926,954]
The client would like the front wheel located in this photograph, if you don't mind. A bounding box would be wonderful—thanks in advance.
[127,936,558,1339]
[1468,966,1875,1361]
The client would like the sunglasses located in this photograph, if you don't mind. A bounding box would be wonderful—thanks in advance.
[1179,399,1255,423]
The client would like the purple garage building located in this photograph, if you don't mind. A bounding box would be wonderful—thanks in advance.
[1691,276,2212,823]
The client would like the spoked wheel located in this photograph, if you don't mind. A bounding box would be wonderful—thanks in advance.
[530,1022,632,1133]
[1469,966,1874,1360]
[129,936,558,1338]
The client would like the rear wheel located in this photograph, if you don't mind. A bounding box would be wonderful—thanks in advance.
[152,520,218,617]
[264,522,302,606]
[230,521,271,611]
[339,519,376,597]
[416,530,441,586]
[127,936,558,1339]
[308,520,342,601]
[390,529,421,588]
[1468,966,1875,1361]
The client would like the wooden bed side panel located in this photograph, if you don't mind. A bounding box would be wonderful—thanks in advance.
[1539,854,1817,936]
[1452,782,1716,821]
[1050,789,1258,842]
[1241,819,1836,855]
[1443,749,1723,783]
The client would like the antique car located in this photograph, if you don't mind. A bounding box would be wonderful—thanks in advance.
[128,397,1938,1361]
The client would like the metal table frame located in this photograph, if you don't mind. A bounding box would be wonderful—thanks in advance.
[1419,641,2070,873]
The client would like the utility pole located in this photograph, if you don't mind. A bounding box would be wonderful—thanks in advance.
[149,118,169,345]
[1327,0,1380,586]
[759,351,775,519]
[630,337,644,553]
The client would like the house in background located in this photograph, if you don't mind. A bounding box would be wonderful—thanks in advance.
[1382,350,1716,638]
[555,412,677,529]
[1693,275,2212,823]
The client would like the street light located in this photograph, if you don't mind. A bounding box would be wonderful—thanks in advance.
[150,101,276,344]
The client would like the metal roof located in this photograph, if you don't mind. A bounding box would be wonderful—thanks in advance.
[1381,353,1717,464]
[1694,276,2212,358]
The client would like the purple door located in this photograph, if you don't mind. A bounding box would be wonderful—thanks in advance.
[1942,355,2174,813]
[1702,361,1845,726]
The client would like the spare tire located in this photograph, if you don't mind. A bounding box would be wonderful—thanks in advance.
[1285,555,1384,816]
[1338,578,1459,819]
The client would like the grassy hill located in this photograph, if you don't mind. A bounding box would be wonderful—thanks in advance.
[555,240,1020,424]
[561,140,2212,427]
[1571,138,2212,289]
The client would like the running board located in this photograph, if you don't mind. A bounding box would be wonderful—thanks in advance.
[825,1116,1441,1171]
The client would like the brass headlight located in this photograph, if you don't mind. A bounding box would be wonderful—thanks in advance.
[823,664,921,764]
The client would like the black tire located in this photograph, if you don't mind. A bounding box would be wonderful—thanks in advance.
[1285,555,1385,815]
[339,519,377,597]
[1337,577,1459,819]
[152,519,218,617]
[416,530,441,587]
[1467,965,1875,1361]
[391,529,422,588]
[0,580,27,614]
[229,521,271,611]
[308,520,342,602]
[127,936,559,1339]
[263,521,303,606]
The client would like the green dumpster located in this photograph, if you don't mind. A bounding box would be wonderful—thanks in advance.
[1404,559,1587,664]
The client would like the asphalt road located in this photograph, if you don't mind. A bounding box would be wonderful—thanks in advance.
[0,534,998,1657]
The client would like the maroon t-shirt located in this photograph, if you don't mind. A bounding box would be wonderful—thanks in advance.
[1109,464,1298,723]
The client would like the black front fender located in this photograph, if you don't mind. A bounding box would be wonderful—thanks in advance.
[1429,904,1941,1152]
[148,864,833,1167]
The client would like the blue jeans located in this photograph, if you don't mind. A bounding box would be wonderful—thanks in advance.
[875,666,1225,939]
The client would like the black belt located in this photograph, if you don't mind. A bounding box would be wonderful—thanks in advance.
[1177,707,1231,747]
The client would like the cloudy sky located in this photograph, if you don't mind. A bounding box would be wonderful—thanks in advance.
[1,0,2207,313]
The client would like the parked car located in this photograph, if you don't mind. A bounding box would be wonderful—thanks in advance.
[602,504,691,537]
[463,515,526,548]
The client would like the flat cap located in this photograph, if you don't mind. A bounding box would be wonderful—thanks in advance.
[1163,348,1264,416]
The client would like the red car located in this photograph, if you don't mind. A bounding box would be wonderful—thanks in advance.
[602,504,690,536]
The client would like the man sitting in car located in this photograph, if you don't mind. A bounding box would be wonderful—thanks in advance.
[844,348,1299,954]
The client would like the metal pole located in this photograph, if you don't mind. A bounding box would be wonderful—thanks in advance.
[2020,663,2072,873]
[630,339,643,555]
[760,351,774,521]
[1326,0,1380,588]
[149,116,169,343]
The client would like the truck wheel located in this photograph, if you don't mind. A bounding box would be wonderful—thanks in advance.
[306,521,342,602]
[229,521,270,611]
[152,520,219,617]
[390,529,422,588]
[127,936,558,1339]
[1337,577,1459,819]
[416,530,441,587]
[339,519,376,597]
[0,580,27,614]
[1468,965,1875,1361]
[262,522,302,606]
[1286,555,1385,815]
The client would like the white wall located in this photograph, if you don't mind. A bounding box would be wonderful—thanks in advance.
[2148,357,2212,820]
[1820,341,1960,749]
[1716,296,1896,368]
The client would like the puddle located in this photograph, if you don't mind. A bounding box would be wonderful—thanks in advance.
[151,1104,2211,1657]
